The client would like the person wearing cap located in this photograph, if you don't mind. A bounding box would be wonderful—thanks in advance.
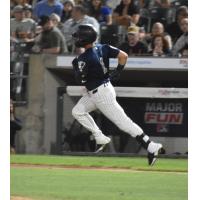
[11,5,37,42]
[118,25,148,55]
[50,13,63,29]
[33,0,64,20]
[32,15,67,54]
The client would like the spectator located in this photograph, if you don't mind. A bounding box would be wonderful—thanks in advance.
[87,0,112,25]
[11,1,32,18]
[166,6,188,43]
[153,0,171,8]
[146,22,172,50]
[24,3,34,19]
[10,5,36,43]
[32,15,67,54]
[118,25,148,55]
[61,0,75,22]
[10,99,22,154]
[33,0,64,20]
[172,18,188,57]
[74,0,90,6]
[179,44,188,58]
[149,34,171,57]
[50,13,63,29]
[112,0,141,27]
[11,0,30,7]
[62,5,100,53]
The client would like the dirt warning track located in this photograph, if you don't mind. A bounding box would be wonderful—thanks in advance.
[11,163,187,174]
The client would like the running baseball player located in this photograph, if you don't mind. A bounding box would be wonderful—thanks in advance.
[71,24,163,165]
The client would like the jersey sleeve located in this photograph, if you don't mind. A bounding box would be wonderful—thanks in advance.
[104,44,120,58]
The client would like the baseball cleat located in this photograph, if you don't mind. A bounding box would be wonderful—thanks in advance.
[93,134,111,153]
[148,143,163,166]
[95,143,109,153]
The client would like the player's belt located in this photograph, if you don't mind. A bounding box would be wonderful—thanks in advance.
[92,89,98,94]
[90,79,110,94]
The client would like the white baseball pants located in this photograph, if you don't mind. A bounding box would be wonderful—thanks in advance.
[72,81,143,137]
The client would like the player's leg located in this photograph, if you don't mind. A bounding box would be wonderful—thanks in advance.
[72,94,110,150]
[95,82,163,165]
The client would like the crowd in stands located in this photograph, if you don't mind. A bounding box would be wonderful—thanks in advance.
[10,0,188,57]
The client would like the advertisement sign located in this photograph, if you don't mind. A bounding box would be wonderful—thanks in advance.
[117,98,188,137]
[57,56,188,70]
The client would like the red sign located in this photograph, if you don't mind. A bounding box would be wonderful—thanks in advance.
[144,112,183,124]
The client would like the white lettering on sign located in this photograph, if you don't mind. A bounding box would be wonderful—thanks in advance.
[146,103,182,112]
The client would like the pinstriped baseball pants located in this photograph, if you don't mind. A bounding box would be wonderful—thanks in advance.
[72,81,143,137]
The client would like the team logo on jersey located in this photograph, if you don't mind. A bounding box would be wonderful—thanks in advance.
[78,61,86,72]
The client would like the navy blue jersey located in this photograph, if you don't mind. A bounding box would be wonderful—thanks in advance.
[72,44,120,91]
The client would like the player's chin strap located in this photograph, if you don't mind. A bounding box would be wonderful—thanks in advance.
[110,64,125,81]
[135,133,151,150]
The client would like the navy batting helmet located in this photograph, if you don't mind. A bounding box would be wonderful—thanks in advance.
[72,24,97,47]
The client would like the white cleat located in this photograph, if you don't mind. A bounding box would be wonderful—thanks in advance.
[93,134,111,153]
[147,143,163,166]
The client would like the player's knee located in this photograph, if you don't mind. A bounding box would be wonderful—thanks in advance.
[72,106,84,119]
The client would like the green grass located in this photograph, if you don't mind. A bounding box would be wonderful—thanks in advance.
[11,154,188,172]
[10,155,188,200]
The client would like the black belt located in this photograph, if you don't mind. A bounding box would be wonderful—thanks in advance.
[91,80,109,94]
[92,89,98,94]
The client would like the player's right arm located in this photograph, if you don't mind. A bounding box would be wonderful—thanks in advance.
[110,49,128,81]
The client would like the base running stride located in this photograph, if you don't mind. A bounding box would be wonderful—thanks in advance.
[71,24,163,165]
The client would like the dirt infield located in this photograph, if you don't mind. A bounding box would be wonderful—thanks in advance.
[11,163,187,173]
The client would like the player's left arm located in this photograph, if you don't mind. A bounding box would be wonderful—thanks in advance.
[72,58,88,84]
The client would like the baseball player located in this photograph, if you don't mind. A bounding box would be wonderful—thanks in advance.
[71,24,163,165]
